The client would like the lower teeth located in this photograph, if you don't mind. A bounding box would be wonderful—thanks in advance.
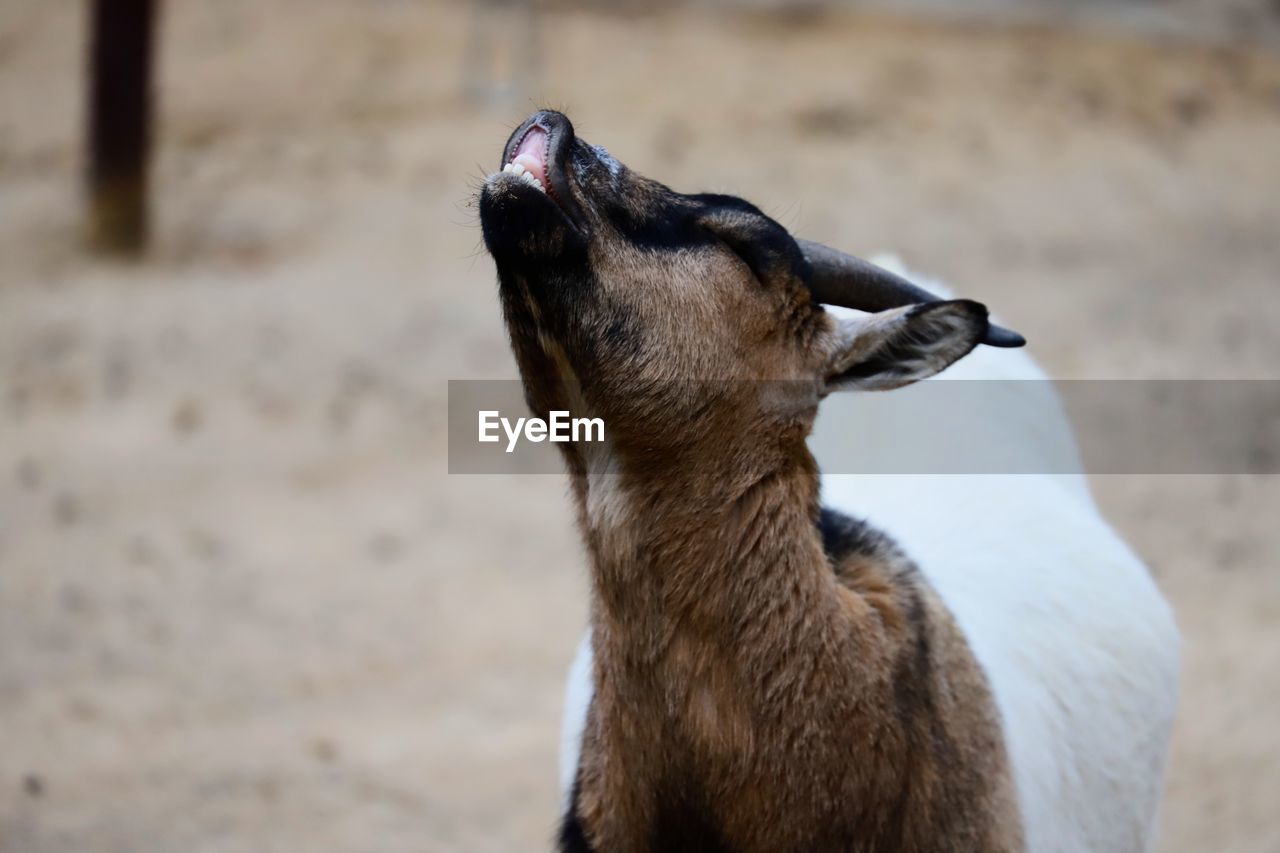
[497,162,546,192]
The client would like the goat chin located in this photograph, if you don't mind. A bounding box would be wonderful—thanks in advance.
[559,258,1180,853]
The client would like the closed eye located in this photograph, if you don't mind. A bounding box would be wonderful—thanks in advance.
[696,205,804,289]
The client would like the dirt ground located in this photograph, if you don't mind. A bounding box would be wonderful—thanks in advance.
[1,1,1278,851]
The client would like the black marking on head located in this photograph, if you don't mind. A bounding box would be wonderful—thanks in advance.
[598,184,711,253]
[695,194,810,288]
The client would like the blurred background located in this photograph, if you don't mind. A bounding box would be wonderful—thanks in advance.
[1,0,1278,850]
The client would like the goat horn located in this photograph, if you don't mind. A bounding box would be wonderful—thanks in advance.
[798,239,1026,348]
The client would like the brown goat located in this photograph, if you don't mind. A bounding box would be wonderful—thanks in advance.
[480,111,1026,852]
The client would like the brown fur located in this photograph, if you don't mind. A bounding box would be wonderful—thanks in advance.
[479,110,1023,852]
[568,449,1023,853]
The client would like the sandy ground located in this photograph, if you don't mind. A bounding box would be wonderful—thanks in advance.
[1,1,1278,850]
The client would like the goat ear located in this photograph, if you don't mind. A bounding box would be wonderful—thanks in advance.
[825,300,988,392]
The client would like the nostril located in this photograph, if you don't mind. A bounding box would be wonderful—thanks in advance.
[535,109,571,133]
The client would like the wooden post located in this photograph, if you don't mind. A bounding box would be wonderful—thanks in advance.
[87,0,158,255]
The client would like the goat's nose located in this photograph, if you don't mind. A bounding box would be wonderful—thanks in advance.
[532,110,572,137]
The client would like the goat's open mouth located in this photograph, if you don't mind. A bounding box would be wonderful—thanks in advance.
[502,125,553,195]
[492,113,585,231]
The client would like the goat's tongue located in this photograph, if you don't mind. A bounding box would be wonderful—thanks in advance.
[511,127,549,189]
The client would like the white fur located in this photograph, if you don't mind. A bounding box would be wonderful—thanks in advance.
[560,632,595,806]
[585,444,628,532]
[558,257,1179,851]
